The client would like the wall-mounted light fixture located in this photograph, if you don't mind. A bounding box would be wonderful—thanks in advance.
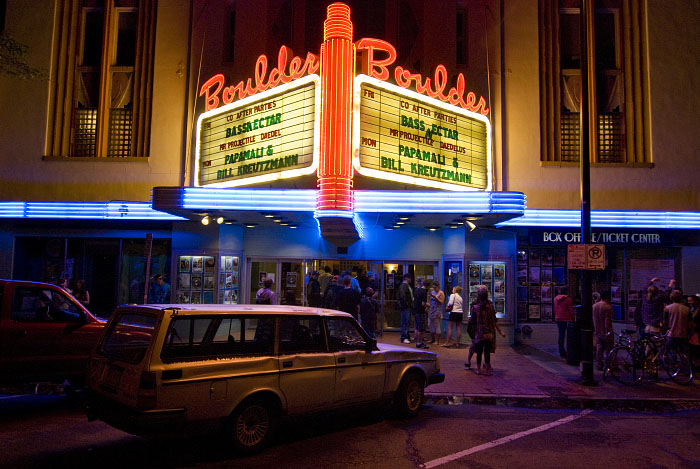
[201,215,210,225]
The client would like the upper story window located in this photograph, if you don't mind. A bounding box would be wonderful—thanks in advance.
[46,0,156,160]
[539,0,651,166]
[456,4,468,67]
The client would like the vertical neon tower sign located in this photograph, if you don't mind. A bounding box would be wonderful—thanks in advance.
[317,2,355,214]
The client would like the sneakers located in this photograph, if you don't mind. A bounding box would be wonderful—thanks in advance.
[402,338,411,344]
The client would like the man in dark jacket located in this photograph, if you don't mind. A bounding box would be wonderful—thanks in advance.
[398,274,413,344]
[413,279,429,349]
[306,271,321,307]
[336,275,361,319]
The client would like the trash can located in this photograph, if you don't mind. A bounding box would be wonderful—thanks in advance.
[566,305,581,366]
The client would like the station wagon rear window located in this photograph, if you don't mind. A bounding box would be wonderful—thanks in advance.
[161,316,274,362]
[101,313,157,364]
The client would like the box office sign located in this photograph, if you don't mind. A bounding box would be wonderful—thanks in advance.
[353,75,491,191]
[195,75,320,188]
[529,229,673,247]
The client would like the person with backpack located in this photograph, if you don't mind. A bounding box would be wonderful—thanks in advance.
[255,278,276,304]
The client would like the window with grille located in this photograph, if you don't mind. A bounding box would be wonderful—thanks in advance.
[46,0,155,159]
[538,1,650,165]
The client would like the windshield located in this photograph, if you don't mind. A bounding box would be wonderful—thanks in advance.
[101,313,157,364]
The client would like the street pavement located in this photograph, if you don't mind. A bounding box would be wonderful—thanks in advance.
[378,332,700,409]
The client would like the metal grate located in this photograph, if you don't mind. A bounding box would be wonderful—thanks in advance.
[73,108,98,157]
[108,108,132,157]
[560,112,624,163]
[598,113,624,163]
[560,112,580,162]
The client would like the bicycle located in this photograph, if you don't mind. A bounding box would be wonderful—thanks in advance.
[605,329,642,385]
[606,331,693,385]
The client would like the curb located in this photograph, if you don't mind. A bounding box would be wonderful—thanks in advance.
[425,393,700,413]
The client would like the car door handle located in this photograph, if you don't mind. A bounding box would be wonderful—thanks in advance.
[282,361,293,368]
[10,330,28,338]
[338,357,346,364]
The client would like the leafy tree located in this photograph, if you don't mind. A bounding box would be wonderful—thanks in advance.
[0,33,44,80]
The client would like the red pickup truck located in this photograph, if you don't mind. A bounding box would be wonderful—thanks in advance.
[0,279,105,384]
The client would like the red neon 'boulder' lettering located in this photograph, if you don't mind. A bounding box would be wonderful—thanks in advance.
[199,46,320,111]
[356,37,396,81]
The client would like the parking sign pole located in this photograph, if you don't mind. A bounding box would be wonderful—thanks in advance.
[578,0,597,386]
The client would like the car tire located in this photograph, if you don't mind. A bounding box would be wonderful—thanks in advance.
[227,397,277,453]
[394,372,424,418]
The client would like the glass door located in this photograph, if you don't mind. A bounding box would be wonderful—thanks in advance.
[382,263,404,330]
[249,260,278,304]
[280,261,304,305]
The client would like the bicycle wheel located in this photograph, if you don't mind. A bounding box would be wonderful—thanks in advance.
[662,347,693,385]
[606,346,640,385]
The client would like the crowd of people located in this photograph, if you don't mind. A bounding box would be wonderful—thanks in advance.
[554,278,700,372]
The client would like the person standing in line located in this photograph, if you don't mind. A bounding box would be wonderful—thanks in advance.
[413,279,429,349]
[56,278,72,295]
[428,282,444,344]
[553,286,575,359]
[255,278,277,305]
[306,271,321,307]
[593,290,614,371]
[397,274,414,344]
[318,266,332,301]
[73,279,91,307]
[467,286,506,375]
[367,271,380,293]
[442,286,464,348]
[664,289,690,351]
[336,275,361,319]
[324,274,342,309]
[687,294,700,371]
[359,287,379,338]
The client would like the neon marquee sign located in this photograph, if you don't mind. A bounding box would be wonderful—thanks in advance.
[199,37,489,116]
[196,2,493,228]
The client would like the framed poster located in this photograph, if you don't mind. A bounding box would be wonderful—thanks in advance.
[204,256,215,274]
[541,268,553,283]
[541,249,553,266]
[179,256,191,272]
[541,304,553,322]
[517,302,528,321]
[528,304,541,320]
[528,249,540,265]
[286,272,297,288]
[192,256,203,273]
[517,250,528,265]
[528,267,540,284]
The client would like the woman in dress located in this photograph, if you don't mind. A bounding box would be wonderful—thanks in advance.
[468,286,506,375]
[442,286,464,348]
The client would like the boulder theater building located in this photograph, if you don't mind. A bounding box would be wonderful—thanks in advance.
[1,0,699,344]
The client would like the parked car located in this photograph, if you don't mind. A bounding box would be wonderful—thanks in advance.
[87,304,444,452]
[0,279,105,384]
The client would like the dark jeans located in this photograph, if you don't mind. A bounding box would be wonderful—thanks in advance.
[556,321,568,357]
[474,340,491,366]
[400,308,411,340]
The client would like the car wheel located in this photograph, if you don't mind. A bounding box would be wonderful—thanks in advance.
[228,398,277,453]
[394,373,424,418]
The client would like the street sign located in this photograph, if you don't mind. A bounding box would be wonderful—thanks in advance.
[567,244,587,269]
[567,243,605,270]
[586,244,605,270]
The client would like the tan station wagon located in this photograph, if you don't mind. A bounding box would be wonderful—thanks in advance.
[86,304,444,452]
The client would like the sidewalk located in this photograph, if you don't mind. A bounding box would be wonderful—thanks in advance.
[378,332,700,410]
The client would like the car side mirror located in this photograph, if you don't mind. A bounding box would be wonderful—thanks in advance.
[365,338,377,352]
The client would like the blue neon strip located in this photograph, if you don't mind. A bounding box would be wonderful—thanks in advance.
[498,209,700,229]
[182,187,317,211]
[0,202,184,220]
[353,191,526,214]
